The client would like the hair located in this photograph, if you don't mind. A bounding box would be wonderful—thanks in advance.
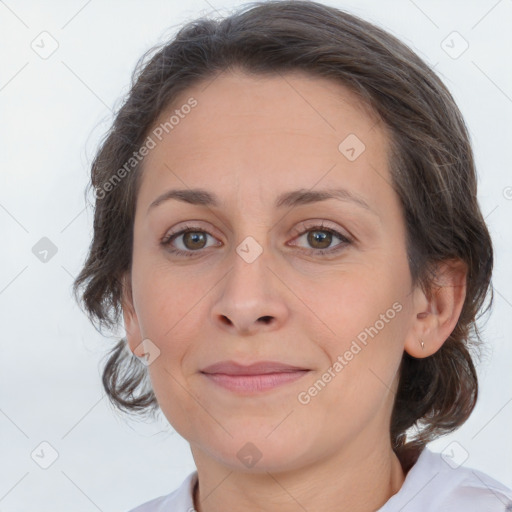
[73,0,493,463]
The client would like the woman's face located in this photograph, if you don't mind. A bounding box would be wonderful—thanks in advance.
[123,70,426,472]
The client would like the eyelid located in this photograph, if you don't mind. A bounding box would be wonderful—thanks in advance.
[160,217,355,260]
[289,219,350,239]
[162,219,349,243]
[287,221,353,252]
[161,221,221,242]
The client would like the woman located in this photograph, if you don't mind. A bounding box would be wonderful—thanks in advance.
[73,1,512,510]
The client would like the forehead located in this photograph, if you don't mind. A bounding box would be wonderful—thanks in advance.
[137,70,393,214]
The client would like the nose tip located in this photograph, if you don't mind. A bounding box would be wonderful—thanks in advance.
[211,255,289,335]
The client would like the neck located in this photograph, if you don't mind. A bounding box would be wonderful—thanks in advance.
[191,439,405,512]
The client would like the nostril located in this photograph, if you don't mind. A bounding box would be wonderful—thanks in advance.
[259,316,273,324]
[220,315,233,326]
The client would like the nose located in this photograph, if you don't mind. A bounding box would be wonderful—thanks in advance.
[210,249,290,336]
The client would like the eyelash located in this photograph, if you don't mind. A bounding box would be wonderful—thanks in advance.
[161,222,353,258]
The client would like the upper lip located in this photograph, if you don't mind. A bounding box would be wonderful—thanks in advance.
[201,361,309,375]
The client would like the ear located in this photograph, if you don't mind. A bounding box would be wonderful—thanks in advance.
[404,258,467,358]
[120,273,144,357]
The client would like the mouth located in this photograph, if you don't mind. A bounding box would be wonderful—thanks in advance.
[200,360,311,393]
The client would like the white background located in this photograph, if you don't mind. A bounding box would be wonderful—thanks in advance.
[1,0,511,510]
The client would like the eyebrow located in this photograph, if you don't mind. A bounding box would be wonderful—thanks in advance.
[147,187,378,216]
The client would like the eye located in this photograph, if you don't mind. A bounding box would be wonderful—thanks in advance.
[161,224,221,257]
[289,221,352,256]
[161,221,353,258]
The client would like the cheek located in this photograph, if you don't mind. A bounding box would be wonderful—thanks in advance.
[131,264,202,431]
[300,264,405,339]
[306,268,408,388]
[131,253,203,338]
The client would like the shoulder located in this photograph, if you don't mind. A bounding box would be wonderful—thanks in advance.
[379,447,512,511]
[127,471,198,512]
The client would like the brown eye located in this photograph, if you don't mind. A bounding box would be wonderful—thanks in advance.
[290,223,352,256]
[307,230,333,250]
[182,231,208,250]
[161,226,221,257]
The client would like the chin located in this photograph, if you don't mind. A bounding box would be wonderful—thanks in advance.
[197,429,317,473]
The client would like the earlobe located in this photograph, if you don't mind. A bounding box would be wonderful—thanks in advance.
[404,259,467,359]
[120,274,143,355]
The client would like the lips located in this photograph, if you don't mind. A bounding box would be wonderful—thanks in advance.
[201,360,308,375]
[200,361,310,393]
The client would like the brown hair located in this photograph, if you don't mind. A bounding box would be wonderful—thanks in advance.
[73,0,493,459]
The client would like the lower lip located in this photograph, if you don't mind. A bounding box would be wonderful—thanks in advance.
[201,371,309,393]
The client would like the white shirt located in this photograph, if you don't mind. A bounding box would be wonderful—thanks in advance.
[128,447,512,511]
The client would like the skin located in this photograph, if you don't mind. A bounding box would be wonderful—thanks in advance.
[122,70,467,512]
